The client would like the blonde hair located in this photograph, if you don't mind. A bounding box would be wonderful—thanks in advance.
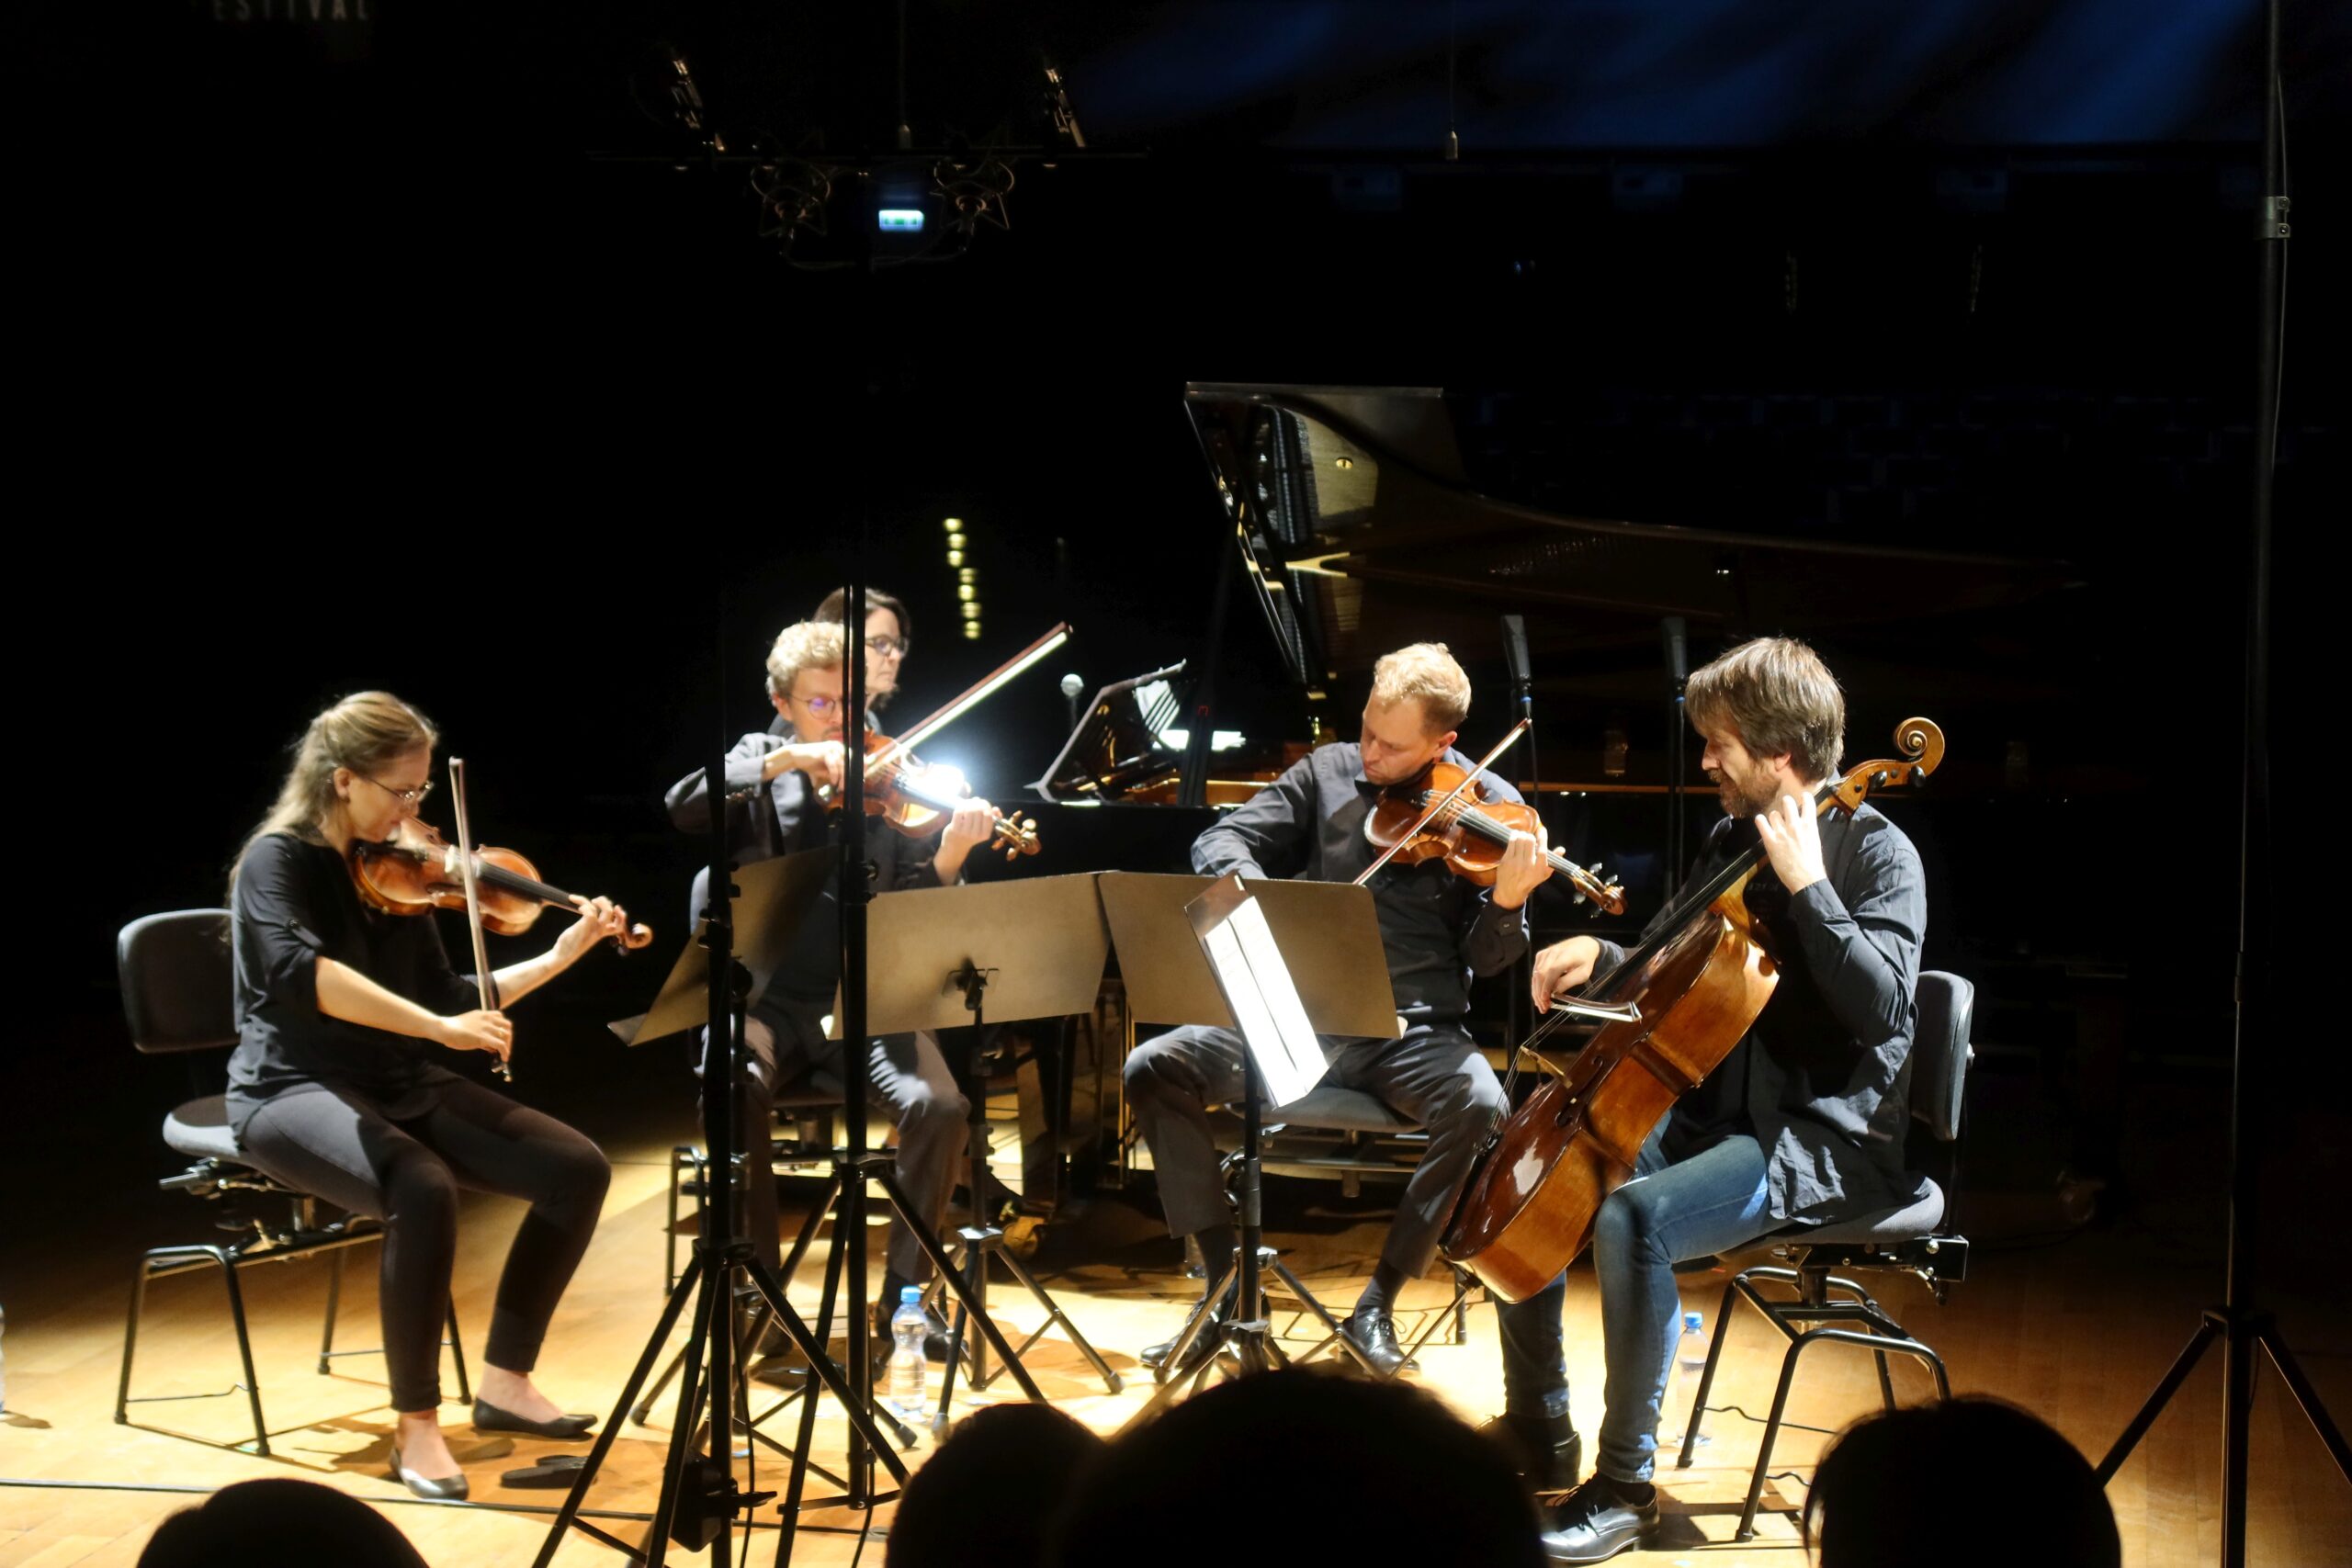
[765,619,847,700]
[232,691,437,887]
[1369,642,1472,735]
[1686,637,1845,781]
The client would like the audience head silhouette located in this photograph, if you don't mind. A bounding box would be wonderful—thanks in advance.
[887,1403,1106,1568]
[1808,1397,2119,1568]
[138,1478,427,1568]
[1049,1369,1542,1568]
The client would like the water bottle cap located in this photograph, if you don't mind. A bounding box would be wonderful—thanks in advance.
[901,1286,922,1304]
[1683,1309,1702,1332]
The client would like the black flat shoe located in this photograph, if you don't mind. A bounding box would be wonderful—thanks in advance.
[1540,1475,1660,1564]
[1338,1312,1414,1378]
[472,1398,596,1439]
[389,1445,469,1502]
[1479,1412,1584,1494]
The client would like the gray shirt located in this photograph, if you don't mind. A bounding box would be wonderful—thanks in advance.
[1597,803,1928,1224]
[1189,741,1531,1022]
[664,731,943,1006]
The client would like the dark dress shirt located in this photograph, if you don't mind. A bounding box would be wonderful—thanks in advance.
[1592,802,1928,1223]
[225,831,475,1138]
[1188,741,1530,1023]
[664,731,942,1008]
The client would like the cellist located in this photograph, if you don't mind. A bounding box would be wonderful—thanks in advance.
[1498,637,1929,1565]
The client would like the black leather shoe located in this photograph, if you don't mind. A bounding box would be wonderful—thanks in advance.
[1478,1412,1584,1494]
[1540,1476,1660,1564]
[1338,1312,1414,1377]
[389,1445,469,1502]
[471,1399,596,1439]
[1140,1296,1227,1382]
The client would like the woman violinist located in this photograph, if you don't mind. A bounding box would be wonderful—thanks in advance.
[225,692,632,1500]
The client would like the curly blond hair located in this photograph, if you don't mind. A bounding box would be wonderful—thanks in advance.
[765,619,848,700]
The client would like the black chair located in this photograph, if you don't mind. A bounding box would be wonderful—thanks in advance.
[114,909,468,1456]
[1674,970,1975,1540]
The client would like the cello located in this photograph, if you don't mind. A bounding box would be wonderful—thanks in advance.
[1441,717,1945,1303]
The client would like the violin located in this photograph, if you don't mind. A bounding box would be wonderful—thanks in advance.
[1441,717,1945,1303]
[824,728,1041,862]
[349,818,654,952]
[804,620,1071,863]
[1363,759,1626,915]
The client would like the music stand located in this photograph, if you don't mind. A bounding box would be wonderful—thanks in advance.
[535,845,912,1567]
[828,873,1125,1424]
[1096,873,1397,1415]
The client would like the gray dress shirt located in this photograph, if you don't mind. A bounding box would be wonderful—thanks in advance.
[1189,740,1531,1023]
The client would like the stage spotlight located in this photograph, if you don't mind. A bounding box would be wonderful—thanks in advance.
[943,517,962,532]
[964,624,982,640]
[946,549,963,568]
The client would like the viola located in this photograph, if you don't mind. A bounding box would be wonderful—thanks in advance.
[1363,759,1626,915]
[1441,717,1945,1303]
[349,818,654,952]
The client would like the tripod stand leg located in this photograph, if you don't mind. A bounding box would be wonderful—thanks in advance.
[532,1249,707,1568]
[996,1244,1122,1393]
[2257,1328,2352,1481]
[877,1168,1046,1404]
[738,1255,910,1486]
[2097,1314,2220,1483]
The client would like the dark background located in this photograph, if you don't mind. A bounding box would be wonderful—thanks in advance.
[14,3,2347,1285]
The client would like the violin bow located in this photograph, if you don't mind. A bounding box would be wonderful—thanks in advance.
[446,757,510,1084]
[872,621,1073,770]
[1353,720,1531,886]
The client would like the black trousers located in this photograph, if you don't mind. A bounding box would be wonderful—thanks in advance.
[237,1077,610,1413]
[1123,1023,1505,1280]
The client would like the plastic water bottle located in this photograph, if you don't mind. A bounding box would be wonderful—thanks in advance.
[1662,1307,1711,1447]
[887,1286,927,1415]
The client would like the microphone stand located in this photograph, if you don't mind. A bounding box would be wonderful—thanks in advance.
[1662,616,1688,883]
[2095,5,2348,1555]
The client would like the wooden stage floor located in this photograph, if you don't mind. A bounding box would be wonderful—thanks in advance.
[6,1105,2348,1567]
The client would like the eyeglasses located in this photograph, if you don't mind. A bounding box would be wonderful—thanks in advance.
[797,695,842,716]
[361,774,435,807]
[865,635,911,657]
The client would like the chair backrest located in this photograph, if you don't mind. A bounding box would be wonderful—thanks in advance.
[118,909,236,1055]
[1908,970,1974,1145]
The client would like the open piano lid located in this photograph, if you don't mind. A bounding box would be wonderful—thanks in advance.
[1183,382,2066,686]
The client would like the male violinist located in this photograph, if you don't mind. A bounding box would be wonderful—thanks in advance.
[665,618,1000,1362]
[1493,637,1928,1563]
[1124,641,1553,1377]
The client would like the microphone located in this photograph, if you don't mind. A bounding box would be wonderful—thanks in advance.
[1059,671,1085,730]
[1662,615,1689,694]
[1500,615,1532,705]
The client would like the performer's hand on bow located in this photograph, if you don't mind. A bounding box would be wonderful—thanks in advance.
[1531,935,1602,1012]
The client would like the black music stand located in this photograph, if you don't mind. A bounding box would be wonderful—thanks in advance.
[831,873,1125,1427]
[1097,873,1398,1416]
[535,846,911,1567]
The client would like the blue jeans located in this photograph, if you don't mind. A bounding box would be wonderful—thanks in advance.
[1493,1128,1773,1483]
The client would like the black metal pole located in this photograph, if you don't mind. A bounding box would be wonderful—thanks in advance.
[2098,5,2349,1553]
[1662,615,1688,882]
[2218,5,2285,1557]
[699,579,740,1568]
[842,566,872,1501]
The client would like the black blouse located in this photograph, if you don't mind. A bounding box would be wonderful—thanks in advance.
[224,831,477,1136]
